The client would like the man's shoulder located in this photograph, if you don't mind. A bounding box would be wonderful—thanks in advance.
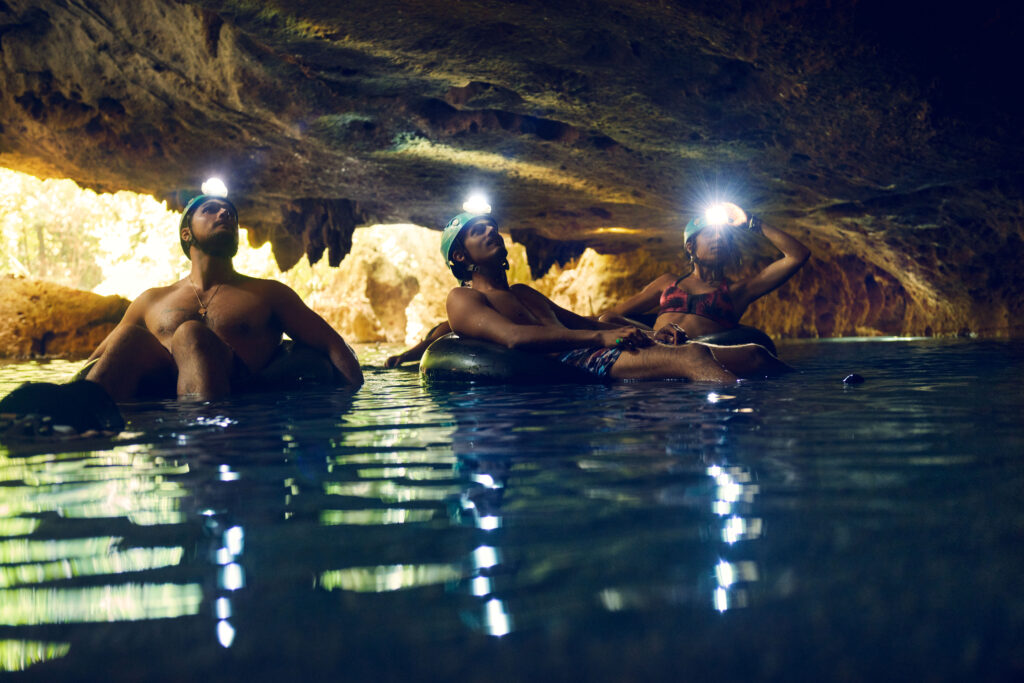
[134,281,182,303]
[234,275,295,297]
[446,286,485,303]
[509,283,553,305]
[510,282,542,295]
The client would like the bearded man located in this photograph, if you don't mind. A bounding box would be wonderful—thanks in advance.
[84,192,362,400]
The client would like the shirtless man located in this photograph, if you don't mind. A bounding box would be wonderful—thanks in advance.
[85,191,362,401]
[441,212,787,382]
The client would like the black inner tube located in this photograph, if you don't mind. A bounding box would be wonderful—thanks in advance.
[419,326,777,385]
[420,335,604,385]
[691,325,777,356]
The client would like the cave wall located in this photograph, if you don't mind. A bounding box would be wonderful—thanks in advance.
[0,0,1022,336]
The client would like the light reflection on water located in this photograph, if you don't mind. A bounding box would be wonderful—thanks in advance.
[0,640,71,672]
[0,340,1022,679]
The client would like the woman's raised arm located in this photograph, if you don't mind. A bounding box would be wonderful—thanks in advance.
[732,221,810,310]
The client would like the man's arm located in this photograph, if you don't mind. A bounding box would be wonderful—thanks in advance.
[511,284,621,331]
[87,288,160,362]
[385,321,451,368]
[269,283,363,386]
[446,287,646,352]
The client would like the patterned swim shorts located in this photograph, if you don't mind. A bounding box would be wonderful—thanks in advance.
[556,346,623,378]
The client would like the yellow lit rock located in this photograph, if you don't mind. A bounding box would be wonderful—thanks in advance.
[0,276,128,359]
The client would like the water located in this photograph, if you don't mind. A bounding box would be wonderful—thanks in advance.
[0,339,1022,681]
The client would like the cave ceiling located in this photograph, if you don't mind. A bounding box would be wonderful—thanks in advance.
[0,0,1022,332]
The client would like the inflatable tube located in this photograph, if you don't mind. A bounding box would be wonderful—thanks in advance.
[3,342,342,438]
[69,340,344,394]
[691,325,777,356]
[420,335,605,385]
[601,317,777,355]
[252,340,345,391]
[0,380,124,437]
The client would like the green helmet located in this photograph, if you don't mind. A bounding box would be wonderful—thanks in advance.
[440,211,495,278]
[683,215,708,244]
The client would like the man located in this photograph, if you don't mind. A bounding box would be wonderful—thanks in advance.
[85,191,362,401]
[441,211,787,382]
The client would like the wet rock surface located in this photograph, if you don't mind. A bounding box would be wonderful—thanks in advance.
[0,1,1021,336]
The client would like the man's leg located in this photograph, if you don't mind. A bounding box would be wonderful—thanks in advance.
[86,325,176,401]
[170,321,234,400]
[698,343,793,378]
[609,343,738,382]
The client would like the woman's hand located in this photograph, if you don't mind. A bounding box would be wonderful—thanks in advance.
[719,202,748,227]
[653,323,688,345]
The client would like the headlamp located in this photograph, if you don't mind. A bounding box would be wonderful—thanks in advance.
[462,192,491,215]
[705,204,729,226]
[201,177,229,197]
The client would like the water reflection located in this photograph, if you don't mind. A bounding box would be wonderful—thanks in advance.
[442,401,518,637]
[206,515,245,647]
[312,386,519,636]
[0,340,1020,678]
[694,404,763,613]
[0,384,367,667]
[320,563,464,592]
[0,583,202,624]
[585,390,766,616]
[0,439,199,671]
[0,640,71,671]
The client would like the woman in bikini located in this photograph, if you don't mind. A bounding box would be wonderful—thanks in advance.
[602,202,810,350]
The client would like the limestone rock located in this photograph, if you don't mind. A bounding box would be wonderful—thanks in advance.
[0,276,129,358]
[295,224,529,345]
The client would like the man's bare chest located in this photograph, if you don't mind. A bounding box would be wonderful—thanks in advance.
[488,291,556,326]
[146,288,278,342]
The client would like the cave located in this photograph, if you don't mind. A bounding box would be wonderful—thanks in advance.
[1,0,1022,339]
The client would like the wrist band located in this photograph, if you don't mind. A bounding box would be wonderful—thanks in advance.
[747,214,763,235]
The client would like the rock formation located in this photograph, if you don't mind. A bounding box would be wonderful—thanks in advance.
[0,275,128,358]
[0,0,1021,336]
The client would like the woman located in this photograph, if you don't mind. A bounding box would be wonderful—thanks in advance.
[602,202,809,347]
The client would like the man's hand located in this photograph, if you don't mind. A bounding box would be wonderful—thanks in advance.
[599,326,651,351]
[653,323,688,345]
[384,353,407,368]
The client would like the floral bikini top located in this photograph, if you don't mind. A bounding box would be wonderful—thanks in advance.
[658,278,740,328]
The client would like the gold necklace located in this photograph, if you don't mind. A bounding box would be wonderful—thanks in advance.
[188,279,222,320]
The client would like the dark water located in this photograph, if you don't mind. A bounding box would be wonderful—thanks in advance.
[1,339,1022,681]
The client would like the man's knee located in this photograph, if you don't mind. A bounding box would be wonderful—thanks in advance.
[106,324,160,350]
[679,343,716,362]
[87,325,173,400]
[734,344,770,367]
[89,325,166,374]
[171,321,222,354]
